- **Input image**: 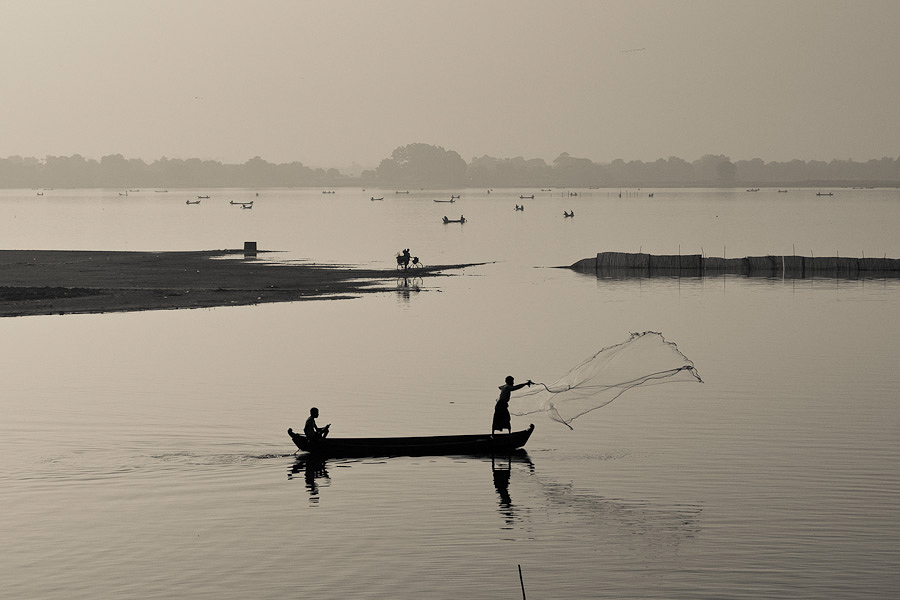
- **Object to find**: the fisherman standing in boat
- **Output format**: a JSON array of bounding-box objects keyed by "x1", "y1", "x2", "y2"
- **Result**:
[
  {"x1": 493, "y1": 376, "x2": 532, "y2": 435},
  {"x1": 304, "y1": 407, "x2": 330, "y2": 440}
]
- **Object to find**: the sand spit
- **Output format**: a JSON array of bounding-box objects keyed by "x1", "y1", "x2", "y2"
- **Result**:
[{"x1": 0, "y1": 250, "x2": 481, "y2": 317}]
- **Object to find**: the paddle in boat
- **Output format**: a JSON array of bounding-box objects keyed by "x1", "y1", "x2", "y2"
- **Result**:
[{"x1": 288, "y1": 424, "x2": 534, "y2": 457}]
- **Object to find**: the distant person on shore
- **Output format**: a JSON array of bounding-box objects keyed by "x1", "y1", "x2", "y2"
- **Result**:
[
  {"x1": 493, "y1": 376, "x2": 532, "y2": 435},
  {"x1": 304, "y1": 407, "x2": 330, "y2": 440}
]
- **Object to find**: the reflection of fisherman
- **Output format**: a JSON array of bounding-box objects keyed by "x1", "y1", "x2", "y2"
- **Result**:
[
  {"x1": 304, "y1": 407, "x2": 330, "y2": 440},
  {"x1": 492, "y1": 456, "x2": 516, "y2": 524},
  {"x1": 493, "y1": 458, "x2": 512, "y2": 505},
  {"x1": 493, "y1": 376, "x2": 532, "y2": 434}
]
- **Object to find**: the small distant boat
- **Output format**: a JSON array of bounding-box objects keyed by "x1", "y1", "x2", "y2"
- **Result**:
[
  {"x1": 746, "y1": 188, "x2": 760, "y2": 192},
  {"x1": 370, "y1": 196, "x2": 384, "y2": 201},
  {"x1": 442, "y1": 216, "x2": 466, "y2": 224},
  {"x1": 155, "y1": 190, "x2": 168, "y2": 193},
  {"x1": 450, "y1": 195, "x2": 460, "y2": 199},
  {"x1": 288, "y1": 424, "x2": 534, "y2": 457},
  {"x1": 564, "y1": 210, "x2": 574, "y2": 218},
  {"x1": 230, "y1": 200, "x2": 254, "y2": 207},
  {"x1": 514, "y1": 204, "x2": 524, "y2": 211},
  {"x1": 322, "y1": 190, "x2": 335, "y2": 194},
  {"x1": 541, "y1": 188, "x2": 553, "y2": 192},
  {"x1": 520, "y1": 195, "x2": 534, "y2": 199},
  {"x1": 778, "y1": 190, "x2": 788, "y2": 193},
  {"x1": 241, "y1": 203, "x2": 253, "y2": 209},
  {"x1": 433, "y1": 198, "x2": 455, "y2": 203},
  {"x1": 197, "y1": 195, "x2": 210, "y2": 199},
  {"x1": 816, "y1": 192, "x2": 834, "y2": 196},
  {"x1": 395, "y1": 191, "x2": 410, "y2": 194},
  {"x1": 186, "y1": 199, "x2": 201, "y2": 205},
  {"x1": 36, "y1": 192, "x2": 43, "y2": 196}
]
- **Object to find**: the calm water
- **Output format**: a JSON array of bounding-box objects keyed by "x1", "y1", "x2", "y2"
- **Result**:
[{"x1": 1, "y1": 188, "x2": 898, "y2": 599}]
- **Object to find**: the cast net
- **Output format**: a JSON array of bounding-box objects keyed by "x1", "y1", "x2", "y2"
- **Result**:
[{"x1": 509, "y1": 331, "x2": 702, "y2": 429}]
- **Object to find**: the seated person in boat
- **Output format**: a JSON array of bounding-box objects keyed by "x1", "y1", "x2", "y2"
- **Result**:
[
  {"x1": 493, "y1": 376, "x2": 532, "y2": 434},
  {"x1": 304, "y1": 407, "x2": 330, "y2": 441}
]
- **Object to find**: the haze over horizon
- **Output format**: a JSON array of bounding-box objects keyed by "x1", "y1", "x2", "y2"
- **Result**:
[{"x1": 2, "y1": 0, "x2": 898, "y2": 170}]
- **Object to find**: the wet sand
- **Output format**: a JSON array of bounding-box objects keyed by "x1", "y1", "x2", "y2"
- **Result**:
[{"x1": 0, "y1": 250, "x2": 482, "y2": 318}]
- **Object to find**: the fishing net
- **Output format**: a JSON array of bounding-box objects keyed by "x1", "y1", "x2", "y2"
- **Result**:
[{"x1": 509, "y1": 331, "x2": 702, "y2": 429}]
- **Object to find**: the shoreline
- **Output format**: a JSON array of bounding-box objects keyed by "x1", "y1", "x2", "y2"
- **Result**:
[{"x1": 0, "y1": 249, "x2": 483, "y2": 318}]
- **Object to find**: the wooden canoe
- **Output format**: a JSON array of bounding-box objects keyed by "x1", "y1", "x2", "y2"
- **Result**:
[{"x1": 288, "y1": 424, "x2": 534, "y2": 457}]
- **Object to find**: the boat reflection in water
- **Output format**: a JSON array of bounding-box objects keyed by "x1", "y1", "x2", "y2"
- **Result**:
[
  {"x1": 288, "y1": 451, "x2": 534, "y2": 511},
  {"x1": 288, "y1": 451, "x2": 700, "y2": 550}
]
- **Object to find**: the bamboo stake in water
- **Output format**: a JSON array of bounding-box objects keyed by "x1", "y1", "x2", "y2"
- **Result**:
[{"x1": 518, "y1": 564, "x2": 526, "y2": 600}]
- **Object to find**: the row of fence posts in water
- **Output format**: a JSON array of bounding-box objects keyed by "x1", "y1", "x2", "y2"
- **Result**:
[{"x1": 571, "y1": 250, "x2": 900, "y2": 278}]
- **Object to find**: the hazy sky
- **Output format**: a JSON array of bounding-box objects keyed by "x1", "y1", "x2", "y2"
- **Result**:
[{"x1": 2, "y1": 0, "x2": 898, "y2": 168}]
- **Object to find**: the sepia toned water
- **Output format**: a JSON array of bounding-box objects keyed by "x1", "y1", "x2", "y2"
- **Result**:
[{"x1": 1, "y1": 187, "x2": 898, "y2": 599}]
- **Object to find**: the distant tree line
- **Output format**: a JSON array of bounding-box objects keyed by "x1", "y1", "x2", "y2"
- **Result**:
[
  {"x1": 0, "y1": 155, "x2": 346, "y2": 189},
  {"x1": 455, "y1": 152, "x2": 900, "y2": 188},
  {"x1": 2, "y1": 146, "x2": 898, "y2": 189}
]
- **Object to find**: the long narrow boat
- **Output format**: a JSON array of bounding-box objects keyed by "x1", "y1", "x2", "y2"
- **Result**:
[{"x1": 288, "y1": 424, "x2": 534, "y2": 457}]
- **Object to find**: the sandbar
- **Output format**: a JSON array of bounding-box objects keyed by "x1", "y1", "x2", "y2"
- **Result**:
[{"x1": 0, "y1": 249, "x2": 482, "y2": 318}]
